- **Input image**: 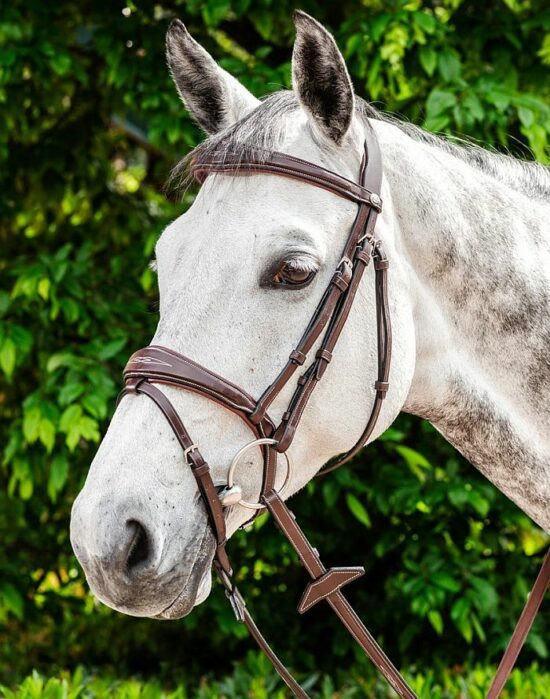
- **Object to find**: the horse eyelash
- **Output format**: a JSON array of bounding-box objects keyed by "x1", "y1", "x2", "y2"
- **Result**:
[
  {"x1": 284, "y1": 258, "x2": 318, "y2": 272},
  {"x1": 260, "y1": 253, "x2": 319, "y2": 289}
]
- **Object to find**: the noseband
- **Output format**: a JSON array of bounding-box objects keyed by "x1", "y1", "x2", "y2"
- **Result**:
[{"x1": 118, "y1": 127, "x2": 549, "y2": 699}]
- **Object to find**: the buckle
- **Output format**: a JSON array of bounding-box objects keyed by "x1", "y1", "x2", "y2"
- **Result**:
[{"x1": 183, "y1": 444, "x2": 199, "y2": 464}]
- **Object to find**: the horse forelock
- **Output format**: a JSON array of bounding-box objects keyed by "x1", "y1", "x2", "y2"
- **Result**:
[{"x1": 168, "y1": 90, "x2": 550, "y2": 203}]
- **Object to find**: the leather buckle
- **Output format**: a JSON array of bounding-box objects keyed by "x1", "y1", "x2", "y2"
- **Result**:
[{"x1": 184, "y1": 444, "x2": 199, "y2": 463}]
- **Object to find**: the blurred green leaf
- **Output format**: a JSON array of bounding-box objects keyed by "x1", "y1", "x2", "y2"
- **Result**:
[
  {"x1": 438, "y1": 48, "x2": 461, "y2": 82},
  {"x1": 0, "y1": 582, "x2": 24, "y2": 620},
  {"x1": 419, "y1": 46, "x2": 437, "y2": 77},
  {"x1": 0, "y1": 338, "x2": 16, "y2": 378},
  {"x1": 431, "y1": 571, "x2": 461, "y2": 593},
  {"x1": 427, "y1": 609, "x2": 443, "y2": 635},
  {"x1": 346, "y1": 493, "x2": 371, "y2": 528},
  {"x1": 47, "y1": 454, "x2": 69, "y2": 502}
]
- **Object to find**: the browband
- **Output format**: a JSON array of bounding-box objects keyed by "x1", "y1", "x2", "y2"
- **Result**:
[{"x1": 191, "y1": 149, "x2": 383, "y2": 210}]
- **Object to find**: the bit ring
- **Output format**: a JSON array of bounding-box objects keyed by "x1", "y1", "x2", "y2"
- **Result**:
[{"x1": 227, "y1": 438, "x2": 292, "y2": 510}]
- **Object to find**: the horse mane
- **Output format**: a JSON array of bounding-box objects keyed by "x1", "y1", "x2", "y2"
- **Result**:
[{"x1": 169, "y1": 90, "x2": 550, "y2": 201}]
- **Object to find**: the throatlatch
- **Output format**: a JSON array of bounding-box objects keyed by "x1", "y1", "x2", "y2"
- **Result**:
[{"x1": 118, "y1": 125, "x2": 549, "y2": 699}]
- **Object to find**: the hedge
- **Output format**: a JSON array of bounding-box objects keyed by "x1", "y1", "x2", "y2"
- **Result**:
[{"x1": 1, "y1": 0, "x2": 548, "y2": 684}]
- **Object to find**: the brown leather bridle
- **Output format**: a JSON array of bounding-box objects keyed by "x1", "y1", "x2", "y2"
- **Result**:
[{"x1": 117, "y1": 126, "x2": 549, "y2": 699}]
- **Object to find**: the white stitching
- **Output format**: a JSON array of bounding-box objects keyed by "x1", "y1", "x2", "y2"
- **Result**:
[
  {"x1": 301, "y1": 570, "x2": 363, "y2": 611},
  {"x1": 328, "y1": 593, "x2": 400, "y2": 690},
  {"x1": 300, "y1": 570, "x2": 363, "y2": 612},
  {"x1": 126, "y1": 372, "x2": 251, "y2": 414},
  {"x1": 194, "y1": 162, "x2": 373, "y2": 205},
  {"x1": 150, "y1": 346, "x2": 252, "y2": 396},
  {"x1": 268, "y1": 497, "x2": 315, "y2": 571}
]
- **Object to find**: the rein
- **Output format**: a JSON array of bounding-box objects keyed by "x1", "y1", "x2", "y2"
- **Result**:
[{"x1": 118, "y1": 127, "x2": 549, "y2": 699}]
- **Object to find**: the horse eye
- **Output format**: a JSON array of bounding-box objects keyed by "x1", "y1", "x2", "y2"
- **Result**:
[{"x1": 273, "y1": 261, "x2": 316, "y2": 289}]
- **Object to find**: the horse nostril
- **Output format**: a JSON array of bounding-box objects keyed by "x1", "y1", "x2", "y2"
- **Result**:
[{"x1": 125, "y1": 520, "x2": 151, "y2": 574}]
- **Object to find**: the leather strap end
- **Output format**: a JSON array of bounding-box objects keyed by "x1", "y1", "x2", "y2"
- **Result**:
[
  {"x1": 214, "y1": 547, "x2": 233, "y2": 578},
  {"x1": 315, "y1": 359, "x2": 330, "y2": 381}
]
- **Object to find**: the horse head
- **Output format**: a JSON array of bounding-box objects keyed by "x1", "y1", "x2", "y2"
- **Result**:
[{"x1": 70, "y1": 12, "x2": 415, "y2": 619}]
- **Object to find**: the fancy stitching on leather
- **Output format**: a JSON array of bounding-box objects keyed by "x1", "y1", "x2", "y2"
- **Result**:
[
  {"x1": 192, "y1": 160, "x2": 377, "y2": 206},
  {"x1": 299, "y1": 569, "x2": 364, "y2": 612},
  {"x1": 192, "y1": 164, "x2": 372, "y2": 205},
  {"x1": 137, "y1": 346, "x2": 258, "y2": 398},
  {"x1": 125, "y1": 373, "x2": 255, "y2": 416},
  {"x1": 264, "y1": 496, "x2": 318, "y2": 572},
  {"x1": 193, "y1": 147, "x2": 370, "y2": 193}
]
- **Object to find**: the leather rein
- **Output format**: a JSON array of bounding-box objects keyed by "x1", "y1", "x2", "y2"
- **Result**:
[{"x1": 118, "y1": 126, "x2": 549, "y2": 699}]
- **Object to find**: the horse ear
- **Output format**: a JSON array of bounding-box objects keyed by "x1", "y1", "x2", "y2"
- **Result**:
[
  {"x1": 292, "y1": 11, "x2": 355, "y2": 145},
  {"x1": 166, "y1": 19, "x2": 260, "y2": 134}
]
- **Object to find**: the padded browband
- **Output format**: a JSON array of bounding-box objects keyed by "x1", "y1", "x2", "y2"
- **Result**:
[{"x1": 191, "y1": 149, "x2": 383, "y2": 210}]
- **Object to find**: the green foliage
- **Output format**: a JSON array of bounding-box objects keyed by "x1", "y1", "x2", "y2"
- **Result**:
[
  {"x1": 0, "y1": 0, "x2": 549, "y2": 688},
  {"x1": 2, "y1": 659, "x2": 550, "y2": 699}
]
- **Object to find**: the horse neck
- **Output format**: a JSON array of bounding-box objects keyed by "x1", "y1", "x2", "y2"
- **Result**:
[{"x1": 373, "y1": 119, "x2": 550, "y2": 533}]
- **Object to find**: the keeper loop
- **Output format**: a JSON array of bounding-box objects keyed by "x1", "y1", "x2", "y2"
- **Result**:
[
  {"x1": 331, "y1": 273, "x2": 350, "y2": 293},
  {"x1": 289, "y1": 349, "x2": 307, "y2": 365},
  {"x1": 354, "y1": 249, "x2": 372, "y2": 265},
  {"x1": 315, "y1": 349, "x2": 333, "y2": 363}
]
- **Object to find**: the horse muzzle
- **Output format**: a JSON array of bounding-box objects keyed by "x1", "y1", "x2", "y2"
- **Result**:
[{"x1": 70, "y1": 490, "x2": 215, "y2": 618}]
